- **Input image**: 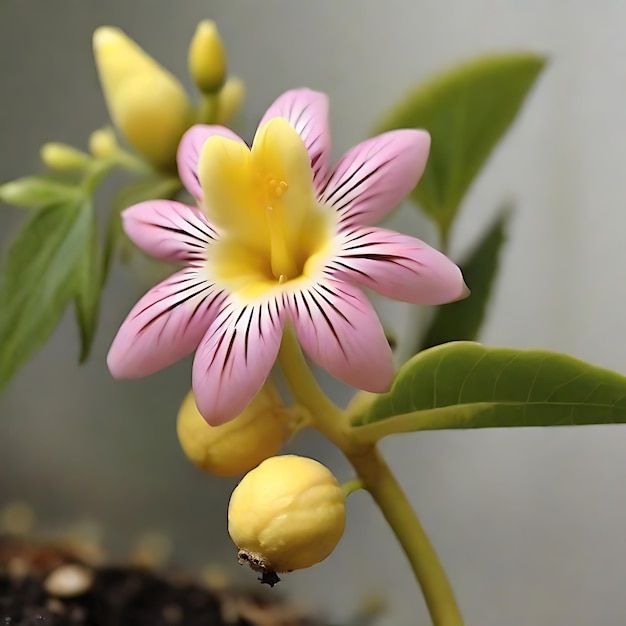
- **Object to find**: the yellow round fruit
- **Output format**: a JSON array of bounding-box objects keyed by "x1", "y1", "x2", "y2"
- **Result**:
[
  {"x1": 228, "y1": 455, "x2": 346, "y2": 573},
  {"x1": 176, "y1": 384, "x2": 288, "y2": 478}
]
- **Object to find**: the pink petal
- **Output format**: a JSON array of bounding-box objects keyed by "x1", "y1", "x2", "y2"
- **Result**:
[
  {"x1": 177, "y1": 125, "x2": 246, "y2": 201},
  {"x1": 257, "y1": 89, "x2": 331, "y2": 191},
  {"x1": 192, "y1": 298, "x2": 286, "y2": 425},
  {"x1": 286, "y1": 280, "x2": 393, "y2": 393},
  {"x1": 107, "y1": 269, "x2": 225, "y2": 379},
  {"x1": 330, "y1": 226, "x2": 468, "y2": 305},
  {"x1": 320, "y1": 130, "x2": 430, "y2": 227},
  {"x1": 122, "y1": 200, "x2": 217, "y2": 262}
]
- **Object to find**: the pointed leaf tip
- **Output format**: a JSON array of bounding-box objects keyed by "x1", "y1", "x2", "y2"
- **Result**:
[{"x1": 376, "y1": 52, "x2": 546, "y2": 232}]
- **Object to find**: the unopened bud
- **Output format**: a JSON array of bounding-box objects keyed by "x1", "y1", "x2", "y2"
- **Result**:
[
  {"x1": 0, "y1": 177, "x2": 78, "y2": 208},
  {"x1": 215, "y1": 76, "x2": 245, "y2": 126},
  {"x1": 89, "y1": 127, "x2": 118, "y2": 159},
  {"x1": 40, "y1": 143, "x2": 90, "y2": 171},
  {"x1": 93, "y1": 27, "x2": 191, "y2": 169},
  {"x1": 188, "y1": 20, "x2": 227, "y2": 94},
  {"x1": 228, "y1": 455, "x2": 346, "y2": 576},
  {"x1": 177, "y1": 383, "x2": 288, "y2": 477}
]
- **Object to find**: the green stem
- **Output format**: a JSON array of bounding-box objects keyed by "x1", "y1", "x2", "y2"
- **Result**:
[
  {"x1": 81, "y1": 150, "x2": 155, "y2": 195},
  {"x1": 109, "y1": 149, "x2": 156, "y2": 176},
  {"x1": 277, "y1": 327, "x2": 463, "y2": 625},
  {"x1": 197, "y1": 94, "x2": 218, "y2": 124},
  {"x1": 341, "y1": 478, "x2": 364, "y2": 498},
  {"x1": 439, "y1": 223, "x2": 450, "y2": 256},
  {"x1": 277, "y1": 327, "x2": 348, "y2": 447},
  {"x1": 348, "y1": 448, "x2": 463, "y2": 626}
]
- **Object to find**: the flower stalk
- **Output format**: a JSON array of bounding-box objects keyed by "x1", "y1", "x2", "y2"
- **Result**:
[
  {"x1": 348, "y1": 449, "x2": 463, "y2": 626},
  {"x1": 277, "y1": 327, "x2": 463, "y2": 626}
]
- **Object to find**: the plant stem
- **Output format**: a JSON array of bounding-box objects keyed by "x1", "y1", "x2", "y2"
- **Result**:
[
  {"x1": 277, "y1": 326, "x2": 349, "y2": 448},
  {"x1": 348, "y1": 447, "x2": 463, "y2": 626},
  {"x1": 341, "y1": 478, "x2": 364, "y2": 498},
  {"x1": 438, "y1": 219, "x2": 452, "y2": 256},
  {"x1": 277, "y1": 327, "x2": 463, "y2": 625},
  {"x1": 197, "y1": 94, "x2": 218, "y2": 124}
]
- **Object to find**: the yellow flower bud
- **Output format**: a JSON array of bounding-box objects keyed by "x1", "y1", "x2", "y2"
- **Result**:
[
  {"x1": 228, "y1": 455, "x2": 346, "y2": 576},
  {"x1": 188, "y1": 20, "x2": 227, "y2": 94},
  {"x1": 40, "y1": 143, "x2": 90, "y2": 171},
  {"x1": 215, "y1": 76, "x2": 245, "y2": 126},
  {"x1": 176, "y1": 383, "x2": 288, "y2": 477},
  {"x1": 88, "y1": 127, "x2": 118, "y2": 160},
  {"x1": 93, "y1": 27, "x2": 191, "y2": 169}
]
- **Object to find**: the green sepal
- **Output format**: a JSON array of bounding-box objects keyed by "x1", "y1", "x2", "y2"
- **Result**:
[
  {"x1": 350, "y1": 342, "x2": 626, "y2": 441},
  {"x1": 376, "y1": 53, "x2": 545, "y2": 237},
  {"x1": 418, "y1": 208, "x2": 510, "y2": 351}
]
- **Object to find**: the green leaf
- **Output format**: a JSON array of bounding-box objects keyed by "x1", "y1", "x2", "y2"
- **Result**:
[
  {"x1": 376, "y1": 53, "x2": 545, "y2": 235},
  {"x1": 0, "y1": 198, "x2": 93, "y2": 389},
  {"x1": 74, "y1": 201, "x2": 102, "y2": 362},
  {"x1": 351, "y1": 342, "x2": 626, "y2": 440},
  {"x1": 419, "y1": 208, "x2": 510, "y2": 351}
]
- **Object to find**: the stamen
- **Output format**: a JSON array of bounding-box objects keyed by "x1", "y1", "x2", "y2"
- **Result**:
[
  {"x1": 260, "y1": 172, "x2": 297, "y2": 281},
  {"x1": 266, "y1": 205, "x2": 298, "y2": 281}
]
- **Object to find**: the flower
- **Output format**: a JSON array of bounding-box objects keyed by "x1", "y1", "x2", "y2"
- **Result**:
[
  {"x1": 228, "y1": 455, "x2": 346, "y2": 574},
  {"x1": 107, "y1": 89, "x2": 467, "y2": 425},
  {"x1": 93, "y1": 27, "x2": 191, "y2": 169}
]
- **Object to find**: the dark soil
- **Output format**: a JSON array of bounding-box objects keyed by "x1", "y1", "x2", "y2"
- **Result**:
[{"x1": 0, "y1": 535, "x2": 323, "y2": 626}]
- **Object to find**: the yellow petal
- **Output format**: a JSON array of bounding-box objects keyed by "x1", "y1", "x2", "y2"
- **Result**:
[
  {"x1": 251, "y1": 118, "x2": 316, "y2": 248},
  {"x1": 198, "y1": 135, "x2": 270, "y2": 253}
]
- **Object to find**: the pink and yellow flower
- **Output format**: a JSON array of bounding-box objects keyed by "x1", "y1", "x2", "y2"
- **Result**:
[{"x1": 107, "y1": 89, "x2": 467, "y2": 425}]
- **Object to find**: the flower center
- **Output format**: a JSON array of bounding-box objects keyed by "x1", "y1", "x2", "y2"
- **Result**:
[{"x1": 198, "y1": 118, "x2": 336, "y2": 299}]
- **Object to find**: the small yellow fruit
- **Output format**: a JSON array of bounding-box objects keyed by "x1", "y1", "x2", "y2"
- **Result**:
[
  {"x1": 176, "y1": 383, "x2": 288, "y2": 477},
  {"x1": 228, "y1": 455, "x2": 346, "y2": 574},
  {"x1": 188, "y1": 20, "x2": 227, "y2": 94}
]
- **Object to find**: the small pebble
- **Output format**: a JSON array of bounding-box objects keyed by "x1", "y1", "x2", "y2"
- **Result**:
[
  {"x1": 44, "y1": 564, "x2": 93, "y2": 598},
  {"x1": 131, "y1": 531, "x2": 173, "y2": 568},
  {"x1": 7, "y1": 557, "x2": 29, "y2": 579},
  {"x1": 1, "y1": 502, "x2": 35, "y2": 535},
  {"x1": 162, "y1": 604, "x2": 183, "y2": 624},
  {"x1": 46, "y1": 598, "x2": 65, "y2": 614},
  {"x1": 200, "y1": 564, "x2": 230, "y2": 592}
]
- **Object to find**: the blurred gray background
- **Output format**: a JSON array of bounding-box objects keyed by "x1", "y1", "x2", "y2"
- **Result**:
[{"x1": 2, "y1": 1, "x2": 626, "y2": 625}]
